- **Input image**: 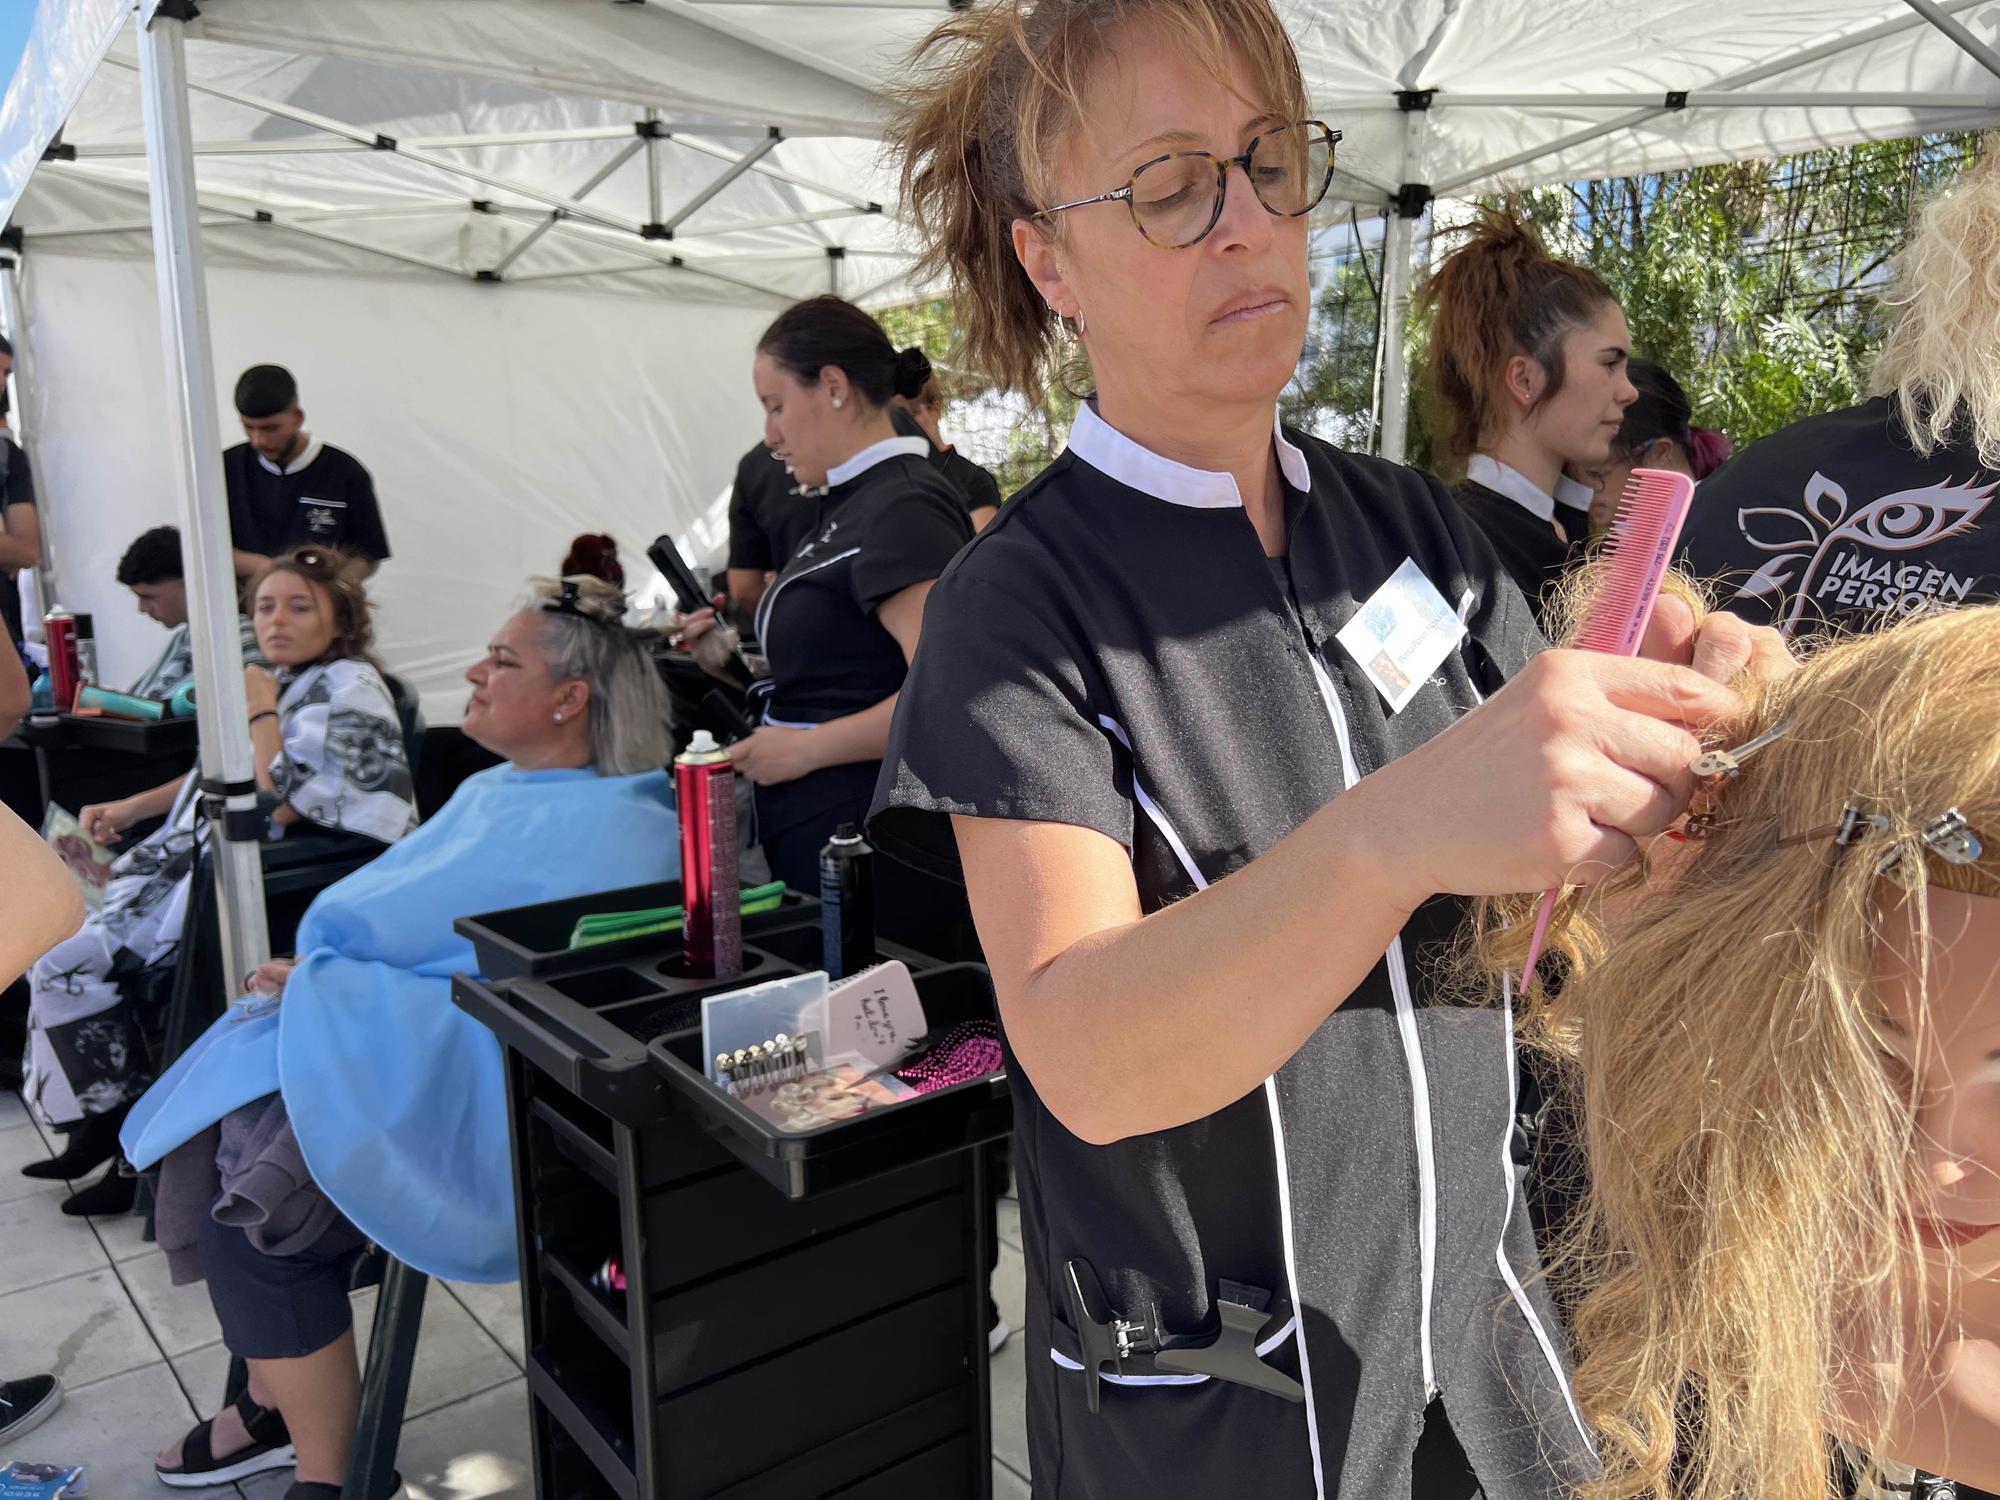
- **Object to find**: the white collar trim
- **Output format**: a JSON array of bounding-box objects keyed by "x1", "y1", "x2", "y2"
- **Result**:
[
  {"x1": 826, "y1": 435, "x2": 931, "y2": 487},
  {"x1": 1065, "y1": 400, "x2": 1311, "y2": 509},
  {"x1": 1465, "y1": 453, "x2": 1593, "y2": 521},
  {"x1": 257, "y1": 434, "x2": 323, "y2": 477}
]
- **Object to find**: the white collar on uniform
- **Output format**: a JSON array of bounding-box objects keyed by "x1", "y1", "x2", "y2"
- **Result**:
[
  {"x1": 1064, "y1": 399, "x2": 1311, "y2": 510},
  {"x1": 1465, "y1": 452, "x2": 1593, "y2": 522},
  {"x1": 257, "y1": 434, "x2": 324, "y2": 477},
  {"x1": 826, "y1": 435, "x2": 931, "y2": 487}
]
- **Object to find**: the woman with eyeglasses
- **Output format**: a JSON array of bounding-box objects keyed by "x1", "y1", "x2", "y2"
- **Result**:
[{"x1": 869, "y1": 2, "x2": 1783, "y2": 1495}]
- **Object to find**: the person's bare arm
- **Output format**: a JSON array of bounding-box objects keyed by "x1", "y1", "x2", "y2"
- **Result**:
[
  {"x1": 727, "y1": 568, "x2": 769, "y2": 613},
  {"x1": 729, "y1": 582, "x2": 931, "y2": 785},
  {"x1": 969, "y1": 505, "x2": 999, "y2": 532},
  {"x1": 233, "y1": 547, "x2": 271, "y2": 579},
  {"x1": 955, "y1": 650, "x2": 1734, "y2": 1145},
  {"x1": 0, "y1": 504, "x2": 42, "y2": 572},
  {"x1": 0, "y1": 802, "x2": 85, "y2": 985}
]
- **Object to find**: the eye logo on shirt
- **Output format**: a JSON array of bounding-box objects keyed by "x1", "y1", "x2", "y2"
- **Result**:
[{"x1": 1731, "y1": 470, "x2": 1994, "y2": 630}]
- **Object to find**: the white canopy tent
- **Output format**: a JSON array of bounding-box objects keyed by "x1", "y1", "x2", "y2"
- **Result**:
[{"x1": 0, "y1": 0, "x2": 1995, "y2": 981}]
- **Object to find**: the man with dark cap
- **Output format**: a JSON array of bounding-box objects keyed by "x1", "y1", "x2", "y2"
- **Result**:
[{"x1": 223, "y1": 364, "x2": 390, "y2": 578}]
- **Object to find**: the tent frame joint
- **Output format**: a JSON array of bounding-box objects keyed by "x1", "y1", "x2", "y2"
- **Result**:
[
  {"x1": 1664, "y1": 90, "x2": 1689, "y2": 110},
  {"x1": 634, "y1": 118, "x2": 670, "y2": 140},
  {"x1": 154, "y1": 0, "x2": 201, "y2": 22},
  {"x1": 1393, "y1": 182, "x2": 1433, "y2": 219},
  {"x1": 641, "y1": 222, "x2": 673, "y2": 240},
  {"x1": 1395, "y1": 89, "x2": 1435, "y2": 113}
]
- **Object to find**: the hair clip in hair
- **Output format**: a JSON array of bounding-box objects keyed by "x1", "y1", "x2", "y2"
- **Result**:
[
  {"x1": 1691, "y1": 719, "x2": 1792, "y2": 780},
  {"x1": 1777, "y1": 802, "x2": 1891, "y2": 852},
  {"x1": 1921, "y1": 808, "x2": 1984, "y2": 866},
  {"x1": 545, "y1": 578, "x2": 592, "y2": 621}
]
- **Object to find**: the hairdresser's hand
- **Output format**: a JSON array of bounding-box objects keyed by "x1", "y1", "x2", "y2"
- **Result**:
[
  {"x1": 1640, "y1": 597, "x2": 1796, "y2": 685},
  {"x1": 729, "y1": 726, "x2": 821, "y2": 787},
  {"x1": 676, "y1": 604, "x2": 743, "y2": 682},
  {"x1": 1351, "y1": 650, "x2": 1742, "y2": 903},
  {"x1": 77, "y1": 798, "x2": 137, "y2": 847},
  {"x1": 243, "y1": 665, "x2": 280, "y2": 717}
]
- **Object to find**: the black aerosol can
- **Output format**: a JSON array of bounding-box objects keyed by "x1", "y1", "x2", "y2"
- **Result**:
[{"x1": 818, "y1": 824, "x2": 875, "y2": 979}]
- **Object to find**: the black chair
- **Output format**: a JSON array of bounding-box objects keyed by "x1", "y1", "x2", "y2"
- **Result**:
[{"x1": 381, "y1": 672, "x2": 427, "y2": 805}]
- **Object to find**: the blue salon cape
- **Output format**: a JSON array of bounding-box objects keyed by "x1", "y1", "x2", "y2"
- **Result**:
[{"x1": 123, "y1": 764, "x2": 680, "y2": 1282}]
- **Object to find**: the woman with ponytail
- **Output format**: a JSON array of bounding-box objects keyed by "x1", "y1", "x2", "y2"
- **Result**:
[
  {"x1": 682, "y1": 295, "x2": 975, "y2": 932},
  {"x1": 1423, "y1": 209, "x2": 1638, "y2": 626},
  {"x1": 1572, "y1": 359, "x2": 1732, "y2": 536}
]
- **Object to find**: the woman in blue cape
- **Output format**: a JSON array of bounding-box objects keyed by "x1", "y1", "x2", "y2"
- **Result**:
[{"x1": 123, "y1": 575, "x2": 682, "y2": 1500}]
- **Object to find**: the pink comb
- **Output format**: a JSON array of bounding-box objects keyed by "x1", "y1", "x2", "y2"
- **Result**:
[{"x1": 1519, "y1": 468, "x2": 1697, "y2": 992}]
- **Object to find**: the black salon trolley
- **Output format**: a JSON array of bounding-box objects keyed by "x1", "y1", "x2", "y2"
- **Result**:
[{"x1": 452, "y1": 880, "x2": 1013, "y2": 1499}]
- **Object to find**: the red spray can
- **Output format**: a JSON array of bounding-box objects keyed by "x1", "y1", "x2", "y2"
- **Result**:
[
  {"x1": 675, "y1": 730, "x2": 741, "y2": 979},
  {"x1": 44, "y1": 607, "x2": 80, "y2": 710}
]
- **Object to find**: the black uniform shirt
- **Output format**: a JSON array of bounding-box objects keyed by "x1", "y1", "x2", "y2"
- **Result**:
[
  {"x1": 750, "y1": 435, "x2": 971, "y2": 837},
  {"x1": 725, "y1": 441, "x2": 817, "y2": 575},
  {"x1": 872, "y1": 403, "x2": 1594, "y2": 1500},
  {"x1": 929, "y1": 444, "x2": 1003, "y2": 516},
  {"x1": 0, "y1": 436, "x2": 33, "y2": 644},
  {"x1": 1447, "y1": 454, "x2": 1591, "y2": 632},
  {"x1": 1680, "y1": 394, "x2": 2000, "y2": 635},
  {"x1": 223, "y1": 439, "x2": 391, "y2": 563}
]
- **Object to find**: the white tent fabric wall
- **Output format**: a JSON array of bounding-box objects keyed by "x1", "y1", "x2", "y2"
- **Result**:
[{"x1": 20, "y1": 248, "x2": 770, "y2": 722}]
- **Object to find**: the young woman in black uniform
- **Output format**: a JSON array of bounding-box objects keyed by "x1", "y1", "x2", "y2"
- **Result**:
[
  {"x1": 683, "y1": 295, "x2": 974, "y2": 939},
  {"x1": 1423, "y1": 212, "x2": 1638, "y2": 628},
  {"x1": 870, "y1": 3, "x2": 1783, "y2": 1496}
]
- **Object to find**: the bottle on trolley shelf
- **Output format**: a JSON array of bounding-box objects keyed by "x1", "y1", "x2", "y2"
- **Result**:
[
  {"x1": 818, "y1": 823, "x2": 876, "y2": 980},
  {"x1": 675, "y1": 730, "x2": 743, "y2": 980}
]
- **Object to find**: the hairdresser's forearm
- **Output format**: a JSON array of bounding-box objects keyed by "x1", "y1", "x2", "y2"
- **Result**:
[
  {"x1": 997, "y1": 782, "x2": 1420, "y2": 1144},
  {"x1": 806, "y1": 695, "x2": 896, "y2": 771}
]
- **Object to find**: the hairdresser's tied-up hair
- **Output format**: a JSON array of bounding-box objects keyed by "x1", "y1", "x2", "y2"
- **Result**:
[
  {"x1": 527, "y1": 575, "x2": 671, "y2": 777},
  {"x1": 892, "y1": 0, "x2": 1308, "y2": 403},
  {"x1": 1477, "y1": 587, "x2": 2000, "y2": 1500}
]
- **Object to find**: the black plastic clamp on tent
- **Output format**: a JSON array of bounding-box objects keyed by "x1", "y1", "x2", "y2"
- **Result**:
[
  {"x1": 1396, "y1": 89, "x2": 1436, "y2": 112},
  {"x1": 1664, "y1": 90, "x2": 1690, "y2": 110},
  {"x1": 1394, "y1": 183, "x2": 1435, "y2": 219}
]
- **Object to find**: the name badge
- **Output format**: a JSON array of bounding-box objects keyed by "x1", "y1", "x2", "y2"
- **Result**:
[{"x1": 1335, "y1": 557, "x2": 1467, "y2": 713}]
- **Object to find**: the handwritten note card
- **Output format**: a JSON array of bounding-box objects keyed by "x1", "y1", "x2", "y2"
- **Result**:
[{"x1": 825, "y1": 961, "x2": 927, "y2": 1070}]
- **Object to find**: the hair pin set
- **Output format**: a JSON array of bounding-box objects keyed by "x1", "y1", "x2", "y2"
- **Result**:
[{"x1": 1673, "y1": 717, "x2": 1985, "y2": 876}]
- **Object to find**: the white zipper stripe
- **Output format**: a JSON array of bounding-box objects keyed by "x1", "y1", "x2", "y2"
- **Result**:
[
  {"x1": 1307, "y1": 651, "x2": 1439, "y2": 1401},
  {"x1": 1095, "y1": 714, "x2": 1322, "y2": 1492},
  {"x1": 1496, "y1": 980, "x2": 1596, "y2": 1453},
  {"x1": 1096, "y1": 717, "x2": 1209, "y2": 891},
  {"x1": 1048, "y1": 1315, "x2": 1301, "y2": 1386},
  {"x1": 752, "y1": 545, "x2": 861, "y2": 657}
]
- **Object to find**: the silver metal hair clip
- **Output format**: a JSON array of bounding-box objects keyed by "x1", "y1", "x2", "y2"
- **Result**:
[
  {"x1": 1776, "y1": 802, "x2": 1889, "y2": 851},
  {"x1": 1691, "y1": 719, "x2": 1792, "y2": 780},
  {"x1": 1921, "y1": 808, "x2": 1984, "y2": 866}
]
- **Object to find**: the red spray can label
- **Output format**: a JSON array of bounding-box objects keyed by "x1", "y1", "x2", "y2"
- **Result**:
[
  {"x1": 675, "y1": 730, "x2": 741, "y2": 979},
  {"x1": 44, "y1": 608, "x2": 79, "y2": 710}
]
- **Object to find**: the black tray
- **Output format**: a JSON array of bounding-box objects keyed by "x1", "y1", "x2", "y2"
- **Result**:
[
  {"x1": 647, "y1": 964, "x2": 1011, "y2": 1199},
  {"x1": 455, "y1": 879, "x2": 820, "y2": 981},
  {"x1": 451, "y1": 928, "x2": 938, "y2": 1127}
]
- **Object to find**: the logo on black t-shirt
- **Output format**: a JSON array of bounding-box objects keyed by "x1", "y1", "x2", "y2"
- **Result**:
[{"x1": 1732, "y1": 469, "x2": 1994, "y2": 630}]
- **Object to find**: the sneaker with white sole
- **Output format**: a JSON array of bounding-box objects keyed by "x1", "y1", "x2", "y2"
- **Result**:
[{"x1": 0, "y1": 1375, "x2": 61, "y2": 1446}]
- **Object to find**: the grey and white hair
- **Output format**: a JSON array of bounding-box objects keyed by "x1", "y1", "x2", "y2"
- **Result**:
[{"x1": 524, "y1": 575, "x2": 672, "y2": 776}]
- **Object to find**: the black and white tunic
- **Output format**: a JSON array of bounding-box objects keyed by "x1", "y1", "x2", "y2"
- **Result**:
[
  {"x1": 1448, "y1": 454, "x2": 1593, "y2": 633},
  {"x1": 872, "y1": 405, "x2": 1594, "y2": 1498},
  {"x1": 24, "y1": 657, "x2": 415, "y2": 1127}
]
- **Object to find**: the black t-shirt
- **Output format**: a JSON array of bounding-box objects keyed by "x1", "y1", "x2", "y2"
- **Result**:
[
  {"x1": 929, "y1": 445, "x2": 1003, "y2": 516},
  {"x1": 725, "y1": 442, "x2": 818, "y2": 575},
  {"x1": 1449, "y1": 479, "x2": 1579, "y2": 634},
  {"x1": 1680, "y1": 394, "x2": 2000, "y2": 634},
  {"x1": 224, "y1": 440, "x2": 390, "y2": 563},
  {"x1": 870, "y1": 405, "x2": 1590, "y2": 1500},
  {"x1": 0, "y1": 438, "x2": 33, "y2": 644},
  {"x1": 749, "y1": 438, "x2": 972, "y2": 838}
]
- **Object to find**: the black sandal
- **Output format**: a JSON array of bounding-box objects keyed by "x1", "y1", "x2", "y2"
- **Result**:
[{"x1": 154, "y1": 1390, "x2": 296, "y2": 1489}]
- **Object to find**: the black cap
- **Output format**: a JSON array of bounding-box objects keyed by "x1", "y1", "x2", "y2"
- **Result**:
[{"x1": 234, "y1": 364, "x2": 298, "y2": 418}]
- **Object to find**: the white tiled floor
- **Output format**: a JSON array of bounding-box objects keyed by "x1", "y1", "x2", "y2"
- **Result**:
[{"x1": 3, "y1": 1095, "x2": 1036, "y2": 1497}]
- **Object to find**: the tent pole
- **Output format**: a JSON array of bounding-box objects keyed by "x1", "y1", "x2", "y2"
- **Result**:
[
  {"x1": 1900, "y1": 0, "x2": 2000, "y2": 82},
  {"x1": 646, "y1": 109, "x2": 665, "y2": 228},
  {"x1": 137, "y1": 5, "x2": 271, "y2": 990},
  {"x1": 0, "y1": 255, "x2": 61, "y2": 612},
  {"x1": 1378, "y1": 105, "x2": 1430, "y2": 465}
]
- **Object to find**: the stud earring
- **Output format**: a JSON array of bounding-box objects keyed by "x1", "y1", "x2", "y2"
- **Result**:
[
  {"x1": 553, "y1": 711, "x2": 564, "y2": 723},
  {"x1": 832, "y1": 396, "x2": 843, "y2": 410}
]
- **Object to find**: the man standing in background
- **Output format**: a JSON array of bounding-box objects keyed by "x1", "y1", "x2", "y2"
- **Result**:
[{"x1": 223, "y1": 364, "x2": 391, "y2": 579}]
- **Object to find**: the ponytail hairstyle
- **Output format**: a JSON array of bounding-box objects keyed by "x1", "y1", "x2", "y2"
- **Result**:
[
  {"x1": 525, "y1": 575, "x2": 671, "y2": 777},
  {"x1": 1475, "y1": 581, "x2": 2000, "y2": 1500},
  {"x1": 252, "y1": 545, "x2": 378, "y2": 666},
  {"x1": 560, "y1": 532, "x2": 625, "y2": 589},
  {"x1": 1422, "y1": 206, "x2": 1620, "y2": 467},
  {"x1": 1611, "y1": 360, "x2": 1733, "y2": 481},
  {"x1": 891, "y1": 0, "x2": 1308, "y2": 403},
  {"x1": 757, "y1": 295, "x2": 932, "y2": 410}
]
